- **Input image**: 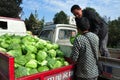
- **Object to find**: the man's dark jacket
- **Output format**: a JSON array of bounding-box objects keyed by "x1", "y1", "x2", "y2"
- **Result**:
[{"x1": 75, "y1": 9, "x2": 108, "y2": 40}]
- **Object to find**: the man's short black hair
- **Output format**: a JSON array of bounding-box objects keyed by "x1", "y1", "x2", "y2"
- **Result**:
[
  {"x1": 75, "y1": 17, "x2": 90, "y2": 31},
  {"x1": 71, "y1": 5, "x2": 81, "y2": 12}
]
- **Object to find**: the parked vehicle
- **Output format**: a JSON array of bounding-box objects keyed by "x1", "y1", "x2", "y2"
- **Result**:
[
  {"x1": 39, "y1": 24, "x2": 77, "y2": 46},
  {"x1": 0, "y1": 16, "x2": 27, "y2": 36}
]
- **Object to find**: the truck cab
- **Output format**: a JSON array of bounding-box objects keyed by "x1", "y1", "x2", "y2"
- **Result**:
[
  {"x1": 0, "y1": 16, "x2": 27, "y2": 36},
  {"x1": 39, "y1": 24, "x2": 77, "y2": 46}
]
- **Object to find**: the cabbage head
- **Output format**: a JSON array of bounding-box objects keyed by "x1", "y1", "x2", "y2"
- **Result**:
[
  {"x1": 64, "y1": 61, "x2": 69, "y2": 66},
  {"x1": 38, "y1": 66, "x2": 49, "y2": 72},
  {"x1": 15, "y1": 66, "x2": 29, "y2": 78},
  {"x1": 0, "y1": 47, "x2": 7, "y2": 53},
  {"x1": 52, "y1": 43, "x2": 59, "y2": 50},
  {"x1": 25, "y1": 59, "x2": 37, "y2": 68},
  {"x1": 29, "y1": 69, "x2": 38, "y2": 75},
  {"x1": 35, "y1": 39, "x2": 47, "y2": 49},
  {"x1": 15, "y1": 55, "x2": 27, "y2": 66},
  {"x1": 47, "y1": 49, "x2": 56, "y2": 58},
  {"x1": 25, "y1": 53, "x2": 35, "y2": 62},
  {"x1": 24, "y1": 44, "x2": 37, "y2": 54},
  {"x1": 46, "y1": 43, "x2": 53, "y2": 50},
  {"x1": 7, "y1": 49, "x2": 22, "y2": 57},
  {"x1": 56, "y1": 49, "x2": 64, "y2": 57},
  {"x1": 37, "y1": 51, "x2": 47, "y2": 62}
]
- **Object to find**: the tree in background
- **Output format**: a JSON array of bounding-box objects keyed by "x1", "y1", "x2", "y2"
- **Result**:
[
  {"x1": 0, "y1": 0, "x2": 23, "y2": 18},
  {"x1": 108, "y1": 17, "x2": 120, "y2": 48},
  {"x1": 25, "y1": 11, "x2": 44, "y2": 35},
  {"x1": 53, "y1": 11, "x2": 68, "y2": 24}
]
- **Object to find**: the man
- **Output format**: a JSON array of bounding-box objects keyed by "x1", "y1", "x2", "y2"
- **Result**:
[
  {"x1": 71, "y1": 5, "x2": 110, "y2": 57},
  {"x1": 70, "y1": 17, "x2": 99, "y2": 80}
]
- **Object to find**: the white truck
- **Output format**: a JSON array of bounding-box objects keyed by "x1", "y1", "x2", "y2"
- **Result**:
[
  {"x1": 39, "y1": 24, "x2": 77, "y2": 46},
  {"x1": 39, "y1": 23, "x2": 120, "y2": 80},
  {"x1": 0, "y1": 16, "x2": 27, "y2": 36},
  {"x1": 39, "y1": 24, "x2": 77, "y2": 57}
]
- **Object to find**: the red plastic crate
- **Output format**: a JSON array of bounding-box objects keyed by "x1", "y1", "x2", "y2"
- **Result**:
[{"x1": 0, "y1": 52, "x2": 74, "y2": 80}]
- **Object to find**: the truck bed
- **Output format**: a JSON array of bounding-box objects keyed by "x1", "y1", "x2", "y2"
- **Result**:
[{"x1": 0, "y1": 48, "x2": 119, "y2": 80}]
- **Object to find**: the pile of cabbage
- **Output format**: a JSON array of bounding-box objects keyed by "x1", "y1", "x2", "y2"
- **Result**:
[{"x1": 0, "y1": 34, "x2": 69, "y2": 78}]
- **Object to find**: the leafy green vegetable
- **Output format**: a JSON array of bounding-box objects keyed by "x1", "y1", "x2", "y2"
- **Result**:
[
  {"x1": 25, "y1": 53, "x2": 35, "y2": 62},
  {"x1": 37, "y1": 60, "x2": 48, "y2": 66},
  {"x1": 14, "y1": 63, "x2": 21, "y2": 68},
  {"x1": 22, "y1": 35, "x2": 35, "y2": 43},
  {"x1": 7, "y1": 49, "x2": 22, "y2": 57},
  {"x1": 0, "y1": 47, "x2": 7, "y2": 52},
  {"x1": 52, "y1": 43, "x2": 59, "y2": 50},
  {"x1": 38, "y1": 66, "x2": 49, "y2": 72},
  {"x1": 46, "y1": 43, "x2": 53, "y2": 50},
  {"x1": 7, "y1": 43, "x2": 21, "y2": 50},
  {"x1": 15, "y1": 55, "x2": 27, "y2": 66},
  {"x1": 0, "y1": 41, "x2": 9, "y2": 49},
  {"x1": 11, "y1": 37, "x2": 21, "y2": 44},
  {"x1": 24, "y1": 44, "x2": 37, "y2": 54},
  {"x1": 47, "y1": 58, "x2": 56, "y2": 69},
  {"x1": 29, "y1": 69, "x2": 38, "y2": 75},
  {"x1": 47, "y1": 49, "x2": 56, "y2": 58},
  {"x1": 70, "y1": 33, "x2": 80, "y2": 44},
  {"x1": 35, "y1": 39, "x2": 47, "y2": 49},
  {"x1": 37, "y1": 51, "x2": 47, "y2": 62},
  {"x1": 15, "y1": 66, "x2": 29, "y2": 78},
  {"x1": 64, "y1": 61, "x2": 69, "y2": 66},
  {"x1": 54, "y1": 60, "x2": 63, "y2": 68},
  {"x1": 25, "y1": 59, "x2": 37, "y2": 68},
  {"x1": 56, "y1": 49, "x2": 64, "y2": 57}
]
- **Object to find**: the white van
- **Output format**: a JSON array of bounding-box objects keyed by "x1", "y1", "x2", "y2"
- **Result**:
[{"x1": 0, "y1": 16, "x2": 27, "y2": 36}]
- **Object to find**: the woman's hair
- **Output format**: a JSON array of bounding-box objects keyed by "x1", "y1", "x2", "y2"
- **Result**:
[{"x1": 75, "y1": 17, "x2": 90, "y2": 31}]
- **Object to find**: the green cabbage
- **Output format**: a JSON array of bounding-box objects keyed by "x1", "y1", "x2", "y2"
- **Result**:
[
  {"x1": 0, "y1": 47, "x2": 7, "y2": 52},
  {"x1": 52, "y1": 43, "x2": 59, "y2": 50},
  {"x1": 25, "y1": 59, "x2": 37, "y2": 68},
  {"x1": 29, "y1": 69, "x2": 38, "y2": 75},
  {"x1": 46, "y1": 43, "x2": 53, "y2": 50},
  {"x1": 38, "y1": 66, "x2": 49, "y2": 72},
  {"x1": 7, "y1": 49, "x2": 22, "y2": 57},
  {"x1": 15, "y1": 55, "x2": 27, "y2": 66},
  {"x1": 37, "y1": 51, "x2": 47, "y2": 61},
  {"x1": 25, "y1": 53, "x2": 36, "y2": 62},
  {"x1": 70, "y1": 33, "x2": 80, "y2": 44},
  {"x1": 56, "y1": 49, "x2": 64, "y2": 57},
  {"x1": 64, "y1": 61, "x2": 69, "y2": 66},
  {"x1": 47, "y1": 49, "x2": 56, "y2": 58},
  {"x1": 15, "y1": 66, "x2": 29, "y2": 78}
]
